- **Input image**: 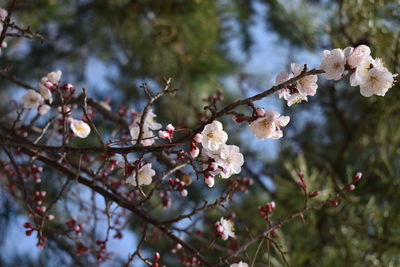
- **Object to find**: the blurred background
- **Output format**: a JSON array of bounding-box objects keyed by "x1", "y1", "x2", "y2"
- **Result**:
[{"x1": 0, "y1": 0, "x2": 399, "y2": 266}]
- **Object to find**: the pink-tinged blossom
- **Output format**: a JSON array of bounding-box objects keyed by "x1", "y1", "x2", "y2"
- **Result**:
[
  {"x1": 249, "y1": 110, "x2": 290, "y2": 140},
  {"x1": 291, "y1": 63, "x2": 318, "y2": 96},
  {"x1": 230, "y1": 262, "x2": 249, "y2": 267},
  {"x1": 158, "y1": 123, "x2": 175, "y2": 142},
  {"x1": 22, "y1": 89, "x2": 44, "y2": 109},
  {"x1": 70, "y1": 119, "x2": 91, "y2": 138},
  {"x1": 126, "y1": 163, "x2": 155, "y2": 186},
  {"x1": 347, "y1": 45, "x2": 371, "y2": 69},
  {"x1": 201, "y1": 120, "x2": 228, "y2": 151},
  {"x1": 214, "y1": 145, "x2": 244, "y2": 179},
  {"x1": 359, "y1": 62, "x2": 396, "y2": 97},
  {"x1": 320, "y1": 48, "x2": 346, "y2": 80}
]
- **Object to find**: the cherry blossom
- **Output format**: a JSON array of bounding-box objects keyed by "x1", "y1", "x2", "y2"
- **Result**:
[
  {"x1": 46, "y1": 70, "x2": 62, "y2": 85},
  {"x1": 347, "y1": 45, "x2": 371, "y2": 69},
  {"x1": 39, "y1": 83, "x2": 53, "y2": 103},
  {"x1": 249, "y1": 110, "x2": 290, "y2": 140},
  {"x1": 275, "y1": 64, "x2": 317, "y2": 106},
  {"x1": 143, "y1": 109, "x2": 162, "y2": 130},
  {"x1": 130, "y1": 125, "x2": 156, "y2": 146},
  {"x1": 70, "y1": 119, "x2": 91, "y2": 138},
  {"x1": 214, "y1": 145, "x2": 244, "y2": 179},
  {"x1": 359, "y1": 63, "x2": 396, "y2": 97},
  {"x1": 201, "y1": 120, "x2": 228, "y2": 151},
  {"x1": 22, "y1": 89, "x2": 43, "y2": 109},
  {"x1": 215, "y1": 217, "x2": 235, "y2": 240},
  {"x1": 126, "y1": 163, "x2": 155, "y2": 186},
  {"x1": 291, "y1": 63, "x2": 318, "y2": 96},
  {"x1": 276, "y1": 70, "x2": 306, "y2": 106},
  {"x1": 230, "y1": 261, "x2": 249, "y2": 267},
  {"x1": 320, "y1": 48, "x2": 346, "y2": 80},
  {"x1": 349, "y1": 58, "x2": 372, "y2": 87}
]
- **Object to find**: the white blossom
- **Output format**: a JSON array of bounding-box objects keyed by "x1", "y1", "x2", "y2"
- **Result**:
[
  {"x1": 249, "y1": 110, "x2": 290, "y2": 140},
  {"x1": 349, "y1": 57, "x2": 372, "y2": 87},
  {"x1": 359, "y1": 65, "x2": 396, "y2": 97},
  {"x1": 320, "y1": 48, "x2": 346, "y2": 80},
  {"x1": 22, "y1": 89, "x2": 43, "y2": 109},
  {"x1": 347, "y1": 45, "x2": 371, "y2": 69},
  {"x1": 291, "y1": 63, "x2": 318, "y2": 96},
  {"x1": 201, "y1": 120, "x2": 228, "y2": 151},
  {"x1": 230, "y1": 262, "x2": 249, "y2": 267},
  {"x1": 130, "y1": 124, "x2": 156, "y2": 146},
  {"x1": 214, "y1": 145, "x2": 244, "y2": 179},
  {"x1": 39, "y1": 83, "x2": 53, "y2": 103},
  {"x1": 219, "y1": 217, "x2": 235, "y2": 240},
  {"x1": 70, "y1": 119, "x2": 91, "y2": 138},
  {"x1": 126, "y1": 163, "x2": 155, "y2": 186},
  {"x1": 46, "y1": 70, "x2": 62, "y2": 84},
  {"x1": 143, "y1": 109, "x2": 162, "y2": 130}
]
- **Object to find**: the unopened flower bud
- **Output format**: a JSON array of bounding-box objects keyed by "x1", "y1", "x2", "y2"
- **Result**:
[
  {"x1": 347, "y1": 184, "x2": 356, "y2": 191},
  {"x1": 190, "y1": 145, "x2": 200, "y2": 158},
  {"x1": 166, "y1": 124, "x2": 175, "y2": 132},
  {"x1": 255, "y1": 108, "x2": 266, "y2": 117},
  {"x1": 193, "y1": 133, "x2": 203, "y2": 143},
  {"x1": 353, "y1": 172, "x2": 362, "y2": 183},
  {"x1": 205, "y1": 175, "x2": 215, "y2": 188},
  {"x1": 180, "y1": 189, "x2": 188, "y2": 197}
]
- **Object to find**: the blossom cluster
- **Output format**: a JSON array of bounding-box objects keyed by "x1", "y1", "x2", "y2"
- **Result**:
[
  {"x1": 200, "y1": 121, "x2": 244, "y2": 187},
  {"x1": 321, "y1": 45, "x2": 397, "y2": 97},
  {"x1": 21, "y1": 70, "x2": 92, "y2": 139}
]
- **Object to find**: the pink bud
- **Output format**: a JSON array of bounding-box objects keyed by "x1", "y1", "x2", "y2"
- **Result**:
[
  {"x1": 347, "y1": 184, "x2": 356, "y2": 191},
  {"x1": 193, "y1": 133, "x2": 203, "y2": 143},
  {"x1": 180, "y1": 189, "x2": 188, "y2": 197},
  {"x1": 217, "y1": 225, "x2": 224, "y2": 233},
  {"x1": 190, "y1": 146, "x2": 200, "y2": 158},
  {"x1": 1, "y1": 41, "x2": 7, "y2": 49},
  {"x1": 158, "y1": 130, "x2": 170, "y2": 140},
  {"x1": 205, "y1": 176, "x2": 215, "y2": 188},
  {"x1": 166, "y1": 124, "x2": 175, "y2": 132},
  {"x1": 255, "y1": 108, "x2": 265, "y2": 117},
  {"x1": 47, "y1": 214, "x2": 55, "y2": 221},
  {"x1": 296, "y1": 179, "x2": 307, "y2": 189},
  {"x1": 353, "y1": 172, "x2": 362, "y2": 183},
  {"x1": 154, "y1": 252, "x2": 161, "y2": 262}
]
